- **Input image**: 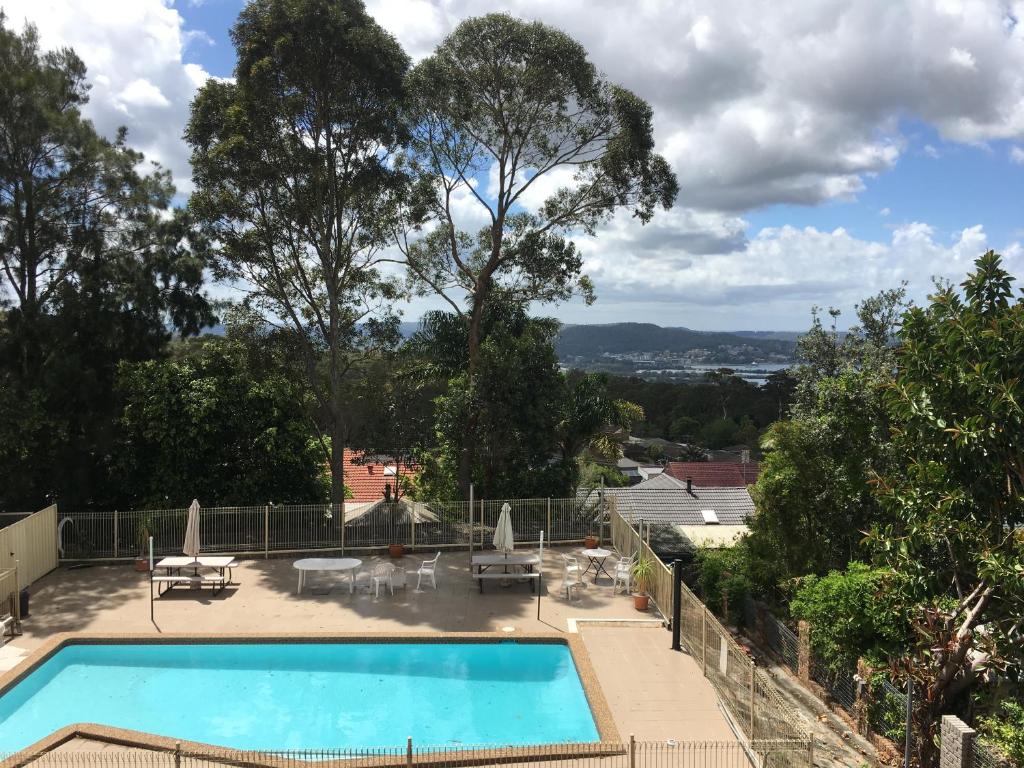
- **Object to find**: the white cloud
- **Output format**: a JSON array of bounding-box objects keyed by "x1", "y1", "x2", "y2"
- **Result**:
[
  {"x1": 880, "y1": 207, "x2": 892, "y2": 216},
  {"x1": 1, "y1": 0, "x2": 213, "y2": 195},
  {"x1": 561, "y1": 219, "x2": 1020, "y2": 329},
  {"x1": 9, "y1": 0, "x2": 1024, "y2": 328},
  {"x1": 117, "y1": 78, "x2": 171, "y2": 110}
]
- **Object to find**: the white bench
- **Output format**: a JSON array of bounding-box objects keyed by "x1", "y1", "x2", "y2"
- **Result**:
[
  {"x1": 152, "y1": 573, "x2": 229, "y2": 596},
  {"x1": 472, "y1": 571, "x2": 541, "y2": 593}
]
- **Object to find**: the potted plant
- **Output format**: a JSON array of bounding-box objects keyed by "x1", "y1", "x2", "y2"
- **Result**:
[
  {"x1": 134, "y1": 513, "x2": 155, "y2": 572},
  {"x1": 388, "y1": 543, "x2": 405, "y2": 558},
  {"x1": 631, "y1": 553, "x2": 655, "y2": 611},
  {"x1": 584, "y1": 533, "x2": 599, "y2": 549}
]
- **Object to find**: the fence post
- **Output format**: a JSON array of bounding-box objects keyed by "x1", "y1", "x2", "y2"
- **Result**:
[
  {"x1": 855, "y1": 659, "x2": 872, "y2": 737},
  {"x1": 113, "y1": 509, "x2": 119, "y2": 559},
  {"x1": 628, "y1": 734, "x2": 635, "y2": 768},
  {"x1": 174, "y1": 741, "x2": 181, "y2": 768},
  {"x1": 702, "y1": 606, "x2": 708, "y2": 674},
  {"x1": 547, "y1": 498, "x2": 552, "y2": 541},
  {"x1": 340, "y1": 503, "x2": 346, "y2": 555},
  {"x1": 13, "y1": 561, "x2": 20, "y2": 628},
  {"x1": 410, "y1": 502, "x2": 416, "y2": 552},
  {"x1": 940, "y1": 715, "x2": 975, "y2": 768},
  {"x1": 749, "y1": 660, "x2": 756, "y2": 740},
  {"x1": 406, "y1": 736, "x2": 413, "y2": 768},
  {"x1": 264, "y1": 503, "x2": 270, "y2": 559},
  {"x1": 479, "y1": 500, "x2": 484, "y2": 547},
  {"x1": 797, "y1": 620, "x2": 811, "y2": 683}
]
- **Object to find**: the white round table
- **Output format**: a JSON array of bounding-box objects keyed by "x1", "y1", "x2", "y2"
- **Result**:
[
  {"x1": 580, "y1": 548, "x2": 612, "y2": 583},
  {"x1": 293, "y1": 558, "x2": 362, "y2": 594}
]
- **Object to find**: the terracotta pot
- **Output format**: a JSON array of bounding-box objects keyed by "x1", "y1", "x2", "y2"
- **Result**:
[
  {"x1": 133, "y1": 558, "x2": 150, "y2": 573},
  {"x1": 633, "y1": 593, "x2": 650, "y2": 612},
  {"x1": 388, "y1": 543, "x2": 405, "y2": 558},
  {"x1": 584, "y1": 535, "x2": 599, "y2": 549}
]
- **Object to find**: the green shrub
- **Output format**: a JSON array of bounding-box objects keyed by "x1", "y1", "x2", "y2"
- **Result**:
[
  {"x1": 696, "y1": 542, "x2": 752, "y2": 623},
  {"x1": 978, "y1": 700, "x2": 1024, "y2": 766},
  {"x1": 790, "y1": 562, "x2": 907, "y2": 672}
]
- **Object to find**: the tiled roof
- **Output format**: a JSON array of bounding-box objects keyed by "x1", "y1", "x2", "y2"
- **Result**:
[
  {"x1": 342, "y1": 450, "x2": 418, "y2": 502},
  {"x1": 602, "y1": 473, "x2": 755, "y2": 526},
  {"x1": 664, "y1": 461, "x2": 760, "y2": 487}
]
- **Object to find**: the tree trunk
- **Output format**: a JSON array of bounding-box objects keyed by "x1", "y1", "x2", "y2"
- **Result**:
[{"x1": 330, "y1": 427, "x2": 346, "y2": 506}]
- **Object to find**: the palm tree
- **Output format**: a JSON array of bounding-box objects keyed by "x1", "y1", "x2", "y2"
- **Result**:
[{"x1": 557, "y1": 373, "x2": 644, "y2": 489}]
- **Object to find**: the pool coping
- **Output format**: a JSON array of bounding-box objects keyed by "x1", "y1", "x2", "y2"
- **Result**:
[{"x1": 0, "y1": 632, "x2": 622, "y2": 767}]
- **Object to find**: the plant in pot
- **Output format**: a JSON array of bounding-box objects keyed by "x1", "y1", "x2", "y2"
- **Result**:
[
  {"x1": 631, "y1": 553, "x2": 655, "y2": 611},
  {"x1": 134, "y1": 514, "x2": 155, "y2": 572}
]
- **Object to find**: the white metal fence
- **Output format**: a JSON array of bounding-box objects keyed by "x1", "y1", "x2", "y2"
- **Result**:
[
  {"x1": 58, "y1": 497, "x2": 606, "y2": 561},
  {"x1": 0, "y1": 738, "x2": 813, "y2": 768}
]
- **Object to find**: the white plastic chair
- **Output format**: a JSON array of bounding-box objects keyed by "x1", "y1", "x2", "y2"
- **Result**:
[
  {"x1": 613, "y1": 553, "x2": 636, "y2": 594},
  {"x1": 372, "y1": 562, "x2": 396, "y2": 597},
  {"x1": 416, "y1": 552, "x2": 441, "y2": 590},
  {"x1": 562, "y1": 554, "x2": 583, "y2": 600}
]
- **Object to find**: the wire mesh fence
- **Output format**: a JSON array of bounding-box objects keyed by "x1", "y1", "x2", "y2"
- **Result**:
[
  {"x1": 0, "y1": 739, "x2": 814, "y2": 768},
  {"x1": 744, "y1": 599, "x2": 799, "y2": 676},
  {"x1": 608, "y1": 509, "x2": 811, "y2": 761},
  {"x1": 974, "y1": 740, "x2": 1013, "y2": 768},
  {"x1": 808, "y1": 656, "x2": 857, "y2": 713},
  {"x1": 57, "y1": 498, "x2": 603, "y2": 561}
]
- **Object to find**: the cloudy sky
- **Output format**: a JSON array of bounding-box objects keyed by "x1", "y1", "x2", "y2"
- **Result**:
[{"x1": 6, "y1": 0, "x2": 1024, "y2": 331}]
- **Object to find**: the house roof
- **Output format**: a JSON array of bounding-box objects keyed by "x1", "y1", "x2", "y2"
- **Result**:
[
  {"x1": 602, "y1": 473, "x2": 755, "y2": 526},
  {"x1": 343, "y1": 450, "x2": 417, "y2": 503},
  {"x1": 664, "y1": 461, "x2": 760, "y2": 487}
]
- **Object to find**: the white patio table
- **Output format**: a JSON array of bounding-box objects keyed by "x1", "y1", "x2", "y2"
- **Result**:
[{"x1": 293, "y1": 557, "x2": 362, "y2": 594}]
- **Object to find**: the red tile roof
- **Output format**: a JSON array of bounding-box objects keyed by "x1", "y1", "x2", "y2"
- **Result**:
[
  {"x1": 342, "y1": 450, "x2": 418, "y2": 502},
  {"x1": 664, "y1": 461, "x2": 760, "y2": 487}
]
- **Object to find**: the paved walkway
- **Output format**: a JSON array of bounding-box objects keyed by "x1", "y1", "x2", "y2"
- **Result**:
[{"x1": 580, "y1": 625, "x2": 737, "y2": 742}]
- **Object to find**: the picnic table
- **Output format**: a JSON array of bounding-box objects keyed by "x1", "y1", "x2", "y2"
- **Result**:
[
  {"x1": 471, "y1": 552, "x2": 541, "y2": 593},
  {"x1": 153, "y1": 556, "x2": 238, "y2": 595}
]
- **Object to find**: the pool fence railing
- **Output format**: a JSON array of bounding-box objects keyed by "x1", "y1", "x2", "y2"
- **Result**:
[
  {"x1": 56, "y1": 496, "x2": 610, "y2": 562},
  {"x1": 0, "y1": 738, "x2": 814, "y2": 768},
  {"x1": 609, "y1": 509, "x2": 812, "y2": 756}
]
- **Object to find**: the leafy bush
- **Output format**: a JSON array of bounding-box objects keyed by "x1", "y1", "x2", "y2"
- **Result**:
[
  {"x1": 790, "y1": 562, "x2": 907, "y2": 672},
  {"x1": 978, "y1": 700, "x2": 1024, "y2": 766},
  {"x1": 696, "y1": 542, "x2": 752, "y2": 623}
]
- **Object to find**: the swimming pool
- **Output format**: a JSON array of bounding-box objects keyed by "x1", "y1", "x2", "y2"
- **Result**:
[{"x1": 0, "y1": 639, "x2": 602, "y2": 753}]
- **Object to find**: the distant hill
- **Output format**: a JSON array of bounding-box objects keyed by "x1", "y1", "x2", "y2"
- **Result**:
[{"x1": 555, "y1": 323, "x2": 796, "y2": 359}]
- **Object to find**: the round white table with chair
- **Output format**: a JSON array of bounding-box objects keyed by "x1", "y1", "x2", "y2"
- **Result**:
[{"x1": 293, "y1": 557, "x2": 362, "y2": 594}]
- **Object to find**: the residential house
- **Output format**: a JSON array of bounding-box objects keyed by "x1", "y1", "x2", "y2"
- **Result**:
[{"x1": 663, "y1": 461, "x2": 760, "y2": 487}]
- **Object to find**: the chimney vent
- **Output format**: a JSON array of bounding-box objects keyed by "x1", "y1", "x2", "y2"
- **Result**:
[{"x1": 686, "y1": 477, "x2": 693, "y2": 492}]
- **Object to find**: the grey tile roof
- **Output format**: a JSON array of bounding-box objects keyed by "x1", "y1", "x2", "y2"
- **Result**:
[{"x1": 602, "y1": 473, "x2": 755, "y2": 526}]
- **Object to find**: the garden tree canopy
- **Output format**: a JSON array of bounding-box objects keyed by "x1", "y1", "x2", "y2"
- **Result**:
[
  {"x1": 745, "y1": 290, "x2": 904, "y2": 594},
  {"x1": 0, "y1": 15, "x2": 212, "y2": 510},
  {"x1": 401, "y1": 13, "x2": 678, "y2": 495},
  {"x1": 556, "y1": 372, "x2": 644, "y2": 489},
  {"x1": 868, "y1": 252, "x2": 1024, "y2": 767},
  {"x1": 186, "y1": 0, "x2": 411, "y2": 505},
  {"x1": 117, "y1": 317, "x2": 327, "y2": 507},
  {"x1": 407, "y1": 304, "x2": 566, "y2": 499},
  {"x1": 789, "y1": 562, "x2": 909, "y2": 673}
]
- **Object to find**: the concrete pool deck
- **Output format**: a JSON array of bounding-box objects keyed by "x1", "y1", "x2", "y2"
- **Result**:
[{"x1": 6, "y1": 547, "x2": 739, "y2": 746}]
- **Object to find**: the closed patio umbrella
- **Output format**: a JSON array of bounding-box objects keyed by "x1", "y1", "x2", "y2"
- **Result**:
[
  {"x1": 493, "y1": 503, "x2": 515, "y2": 555},
  {"x1": 183, "y1": 499, "x2": 201, "y2": 562}
]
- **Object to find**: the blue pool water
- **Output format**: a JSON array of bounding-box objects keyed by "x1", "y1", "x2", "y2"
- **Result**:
[{"x1": 0, "y1": 642, "x2": 599, "y2": 752}]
